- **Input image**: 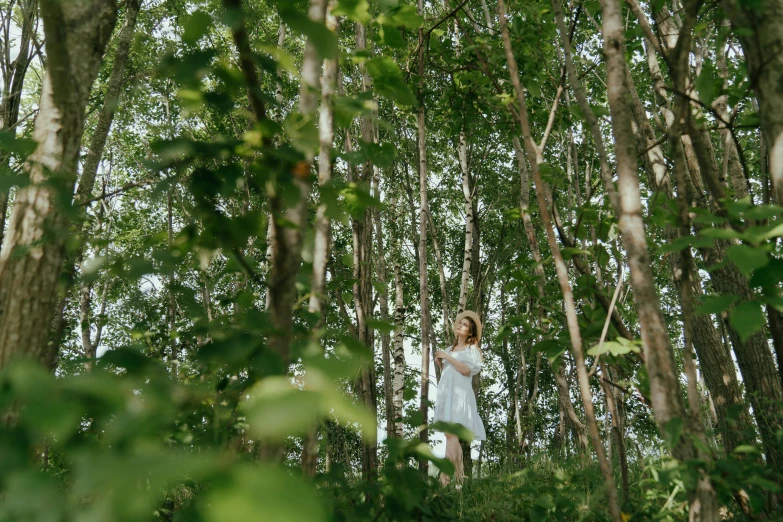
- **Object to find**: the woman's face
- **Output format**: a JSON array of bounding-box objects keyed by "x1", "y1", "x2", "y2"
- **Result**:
[{"x1": 456, "y1": 318, "x2": 472, "y2": 338}]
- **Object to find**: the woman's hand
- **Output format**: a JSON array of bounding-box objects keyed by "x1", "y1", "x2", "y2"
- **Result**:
[{"x1": 434, "y1": 350, "x2": 449, "y2": 361}]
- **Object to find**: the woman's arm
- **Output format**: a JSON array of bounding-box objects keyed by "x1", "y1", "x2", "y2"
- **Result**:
[{"x1": 443, "y1": 354, "x2": 471, "y2": 376}]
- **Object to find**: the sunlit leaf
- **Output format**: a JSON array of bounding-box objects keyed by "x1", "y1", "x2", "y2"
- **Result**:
[
  {"x1": 244, "y1": 377, "x2": 321, "y2": 440},
  {"x1": 202, "y1": 466, "x2": 328, "y2": 522},
  {"x1": 365, "y1": 57, "x2": 416, "y2": 106}
]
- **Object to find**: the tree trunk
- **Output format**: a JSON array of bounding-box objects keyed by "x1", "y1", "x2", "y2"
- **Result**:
[
  {"x1": 392, "y1": 262, "x2": 406, "y2": 439},
  {"x1": 352, "y1": 19, "x2": 377, "y2": 482},
  {"x1": 416, "y1": 0, "x2": 432, "y2": 476},
  {"x1": 622, "y1": 36, "x2": 753, "y2": 456},
  {"x1": 601, "y1": 362, "x2": 630, "y2": 502},
  {"x1": 722, "y1": 0, "x2": 783, "y2": 203},
  {"x1": 301, "y1": 2, "x2": 338, "y2": 479},
  {"x1": 685, "y1": 102, "x2": 783, "y2": 469},
  {"x1": 0, "y1": 0, "x2": 38, "y2": 252},
  {"x1": 0, "y1": 0, "x2": 117, "y2": 369},
  {"x1": 375, "y1": 171, "x2": 394, "y2": 440},
  {"x1": 428, "y1": 213, "x2": 451, "y2": 348},
  {"x1": 713, "y1": 20, "x2": 749, "y2": 201},
  {"x1": 48, "y1": 0, "x2": 142, "y2": 356},
  {"x1": 76, "y1": 0, "x2": 142, "y2": 207},
  {"x1": 308, "y1": 11, "x2": 338, "y2": 318},
  {"x1": 264, "y1": 0, "x2": 324, "y2": 370},
  {"x1": 600, "y1": 0, "x2": 720, "y2": 518},
  {"x1": 498, "y1": 2, "x2": 621, "y2": 520},
  {"x1": 457, "y1": 132, "x2": 473, "y2": 314}
]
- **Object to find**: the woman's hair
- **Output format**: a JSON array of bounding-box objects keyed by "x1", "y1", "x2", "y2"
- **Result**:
[{"x1": 452, "y1": 316, "x2": 481, "y2": 352}]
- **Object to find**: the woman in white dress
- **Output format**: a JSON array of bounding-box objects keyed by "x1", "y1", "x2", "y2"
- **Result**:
[{"x1": 433, "y1": 310, "x2": 486, "y2": 487}]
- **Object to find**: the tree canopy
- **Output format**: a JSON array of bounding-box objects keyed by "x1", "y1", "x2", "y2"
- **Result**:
[{"x1": 1, "y1": 0, "x2": 783, "y2": 520}]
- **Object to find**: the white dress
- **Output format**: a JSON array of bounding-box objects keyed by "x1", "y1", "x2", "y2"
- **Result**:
[{"x1": 433, "y1": 344, "x2": 486, "y2": 441}]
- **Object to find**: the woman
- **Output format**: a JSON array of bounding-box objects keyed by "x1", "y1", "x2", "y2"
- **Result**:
[{"x1": 433, "y1": 310, "x2": 486, "y2": 487}]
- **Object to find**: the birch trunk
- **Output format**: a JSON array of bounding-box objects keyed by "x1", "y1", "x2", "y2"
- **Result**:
[
  {"x1": 265, "y1": 0, "x2": 324, "y2": 369},
  {"x1": 48, "y1": 0, "x2": 142, "y2": 354},
  {"x1": 76, "y1": 0, "x2": 142, "y2": 207},
  {"x1": 375, "y1": 172, "x2": 394, "y2": 440},
  {"x1": 621, "y1": 16, "x2": 752, "y2": 456},
  {"x1": 428, "y1": 213, "x2": 451, "y2": 345},
  {"x1": 0, "y1": 0, "x2": 37, "y2": 252},
  {"x1": 498, "y1": 3, "x2": 621, "y2": 519},
  {"x1": 685, "y1": 99, "x2": 783, "y2": 468},
  {"x1": 393, "y1": 262, "x2": 405, "y2": 438},
  {"x1": 308, "y1": 11, "x2": 338, "y2": 317},
  {"x1": 626, "y1": 2, "x2": 754, "y2": 456},
  {"x1": 0, "y1": 0, "x2": 117, "y2": 369},
  {"x1": 416, "y1": 0, "x2": 432, "y2": 475},
  {"x1": 457, "y1": 132, "x2": 473, "y2": 314},
  {"x1": 713, "y1": 21, "x2": 749, "y2": 200}
]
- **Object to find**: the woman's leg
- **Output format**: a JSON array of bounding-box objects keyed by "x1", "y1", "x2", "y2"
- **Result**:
[{"x1": 441, "y1": 434, "x2": 464, "y2": 486}]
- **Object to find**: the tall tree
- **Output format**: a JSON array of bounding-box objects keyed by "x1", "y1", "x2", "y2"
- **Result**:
[
  {"x1": 0, "y1": 0, "x2": 37, "y2": 252},
  {"x1": 722, "y1": 0, "x2": 783, "y2": 203},
  {"x1": 416, "y1": 0, "x2": 432, "y2": 476},
  {"x1": 498, "y1": 2, "x2": 622, "y2": 520},
  {"x1": 599, "y1": 0, "x2": 720, "y2": 517},
  {"x1": 0, "y1": 0, "x2": 117, "y2": 368}
]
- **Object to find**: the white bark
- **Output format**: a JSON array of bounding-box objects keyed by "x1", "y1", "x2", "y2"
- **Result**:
[
  {"x1": 393, "y1": 262, "x2": 405, "y2": 438},
  {"x1": 458, "y1": 132, "x2": 473, "y2": 314},
  {"x1": 308, "y1": 11, "x2": 338, "y2": 316},
  {"x1": 416, "y1": 0, "x2": 431, "y2": 473},
  {"x1": 0, "y1": 0, "x2": 116, "y2": 368}
]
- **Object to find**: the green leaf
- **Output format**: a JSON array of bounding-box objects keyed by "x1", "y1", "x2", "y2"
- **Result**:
[
  {"x1": 340, "y1": 182, "x2": 381, "y2": 219},
  {"x1": 365, "y1": 57, "x2": 416, "y2": 106},
  {"x1": 694, "y1": 59, "x2": 721, "y2": 106},
  {"x1": 535, "y1": 338, "x2": 566, "y2": 372},
  {"x1": 660, "y1": 235, "x2": 692, "y2": 253},
  {"x1": 0, "y1": 131, "x2": 36, "y2": 156},
  {"x1": 406, "y1": 442, "x2": 454, "y2": 476},
  {"x1": 560, "y1": 247, "x2": 590, "y2": 260},
  {"x1": 587, "y1": 340, "x2": 640, "y2": 357},
  {"x1": 729, "y1": 301, "x2": 765, "y2": 342},
  {"x1": 590, "y1": 104, "x2": 610, "y2": 118},
  {"x1": 333, "y1": 0, "x2": 371, "y2": 23},
  {"x1": 278, "y1": 7, "x2": 338, "y2": 60},
  {"x1": 323, "y1": 386, "x2": 377, "y2": 439},
  {"x1": 378, "y1": 4, "x2": 424, "y2": 28},
  {"x1": 430, "y1": 421, "x2": 475, "y2": 442},
  {"x1": 732, "y1": 444, "x2": 759, "y2": 454},
  {"x1": 695, "y1": 294, "x2": 739, "y2": 316},
  {"x1": 750, "y1": 258, "x2": 783, "y2": 288},
  {"x1": 664, "y1": 417, "x2": 683, "y2": 453},
  {"x1": 243, "y1": 377, "x2": 321, "y2": 440},
  {"x1": 366, "y1": 318, "x2": 395, "y2": 332},
  {"x1": 744, "y1": 204, "x2": 783, "y2": 220},
  {"x1": 202, "y1": 466, "x2": 328, "y2": 522},
  {"x1": 727, "y1": 244, "x2": 769, "y2": 277},
  {"x1": 376, "y1": 24, "x2": 406, "y2": 48},
  {"x1": 182, "y1": 10, "x2": 212, "y2": 46},
  {"x1": 284, "y1": 112, "x2": 319, "y2": 156},
  {"x1": 336, "y1": 334, "x2": 373, "y2": 361},
  {"x1": 738, "y1": 112, "x2": 760, "y2": 128},
  {"x1": 699, "y1": 227, "x2": 742, "y2": 241}
]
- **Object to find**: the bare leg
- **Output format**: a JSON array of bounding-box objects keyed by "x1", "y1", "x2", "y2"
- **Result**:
[{"x1": 441, "y1": 434, "x2": 465, "y2": 487}]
